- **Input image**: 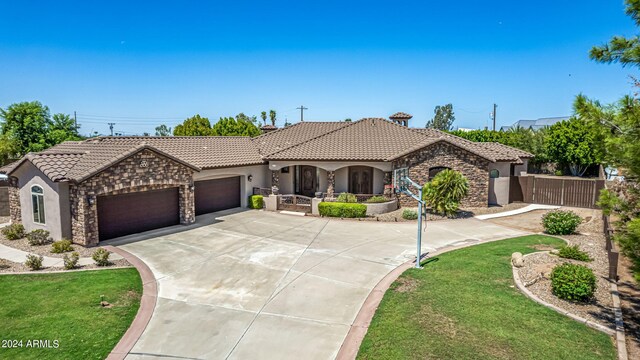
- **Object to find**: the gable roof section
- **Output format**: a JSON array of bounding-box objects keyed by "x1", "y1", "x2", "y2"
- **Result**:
[{"x1": 252, "y1": 121, "x2": 350, "y2": 156}]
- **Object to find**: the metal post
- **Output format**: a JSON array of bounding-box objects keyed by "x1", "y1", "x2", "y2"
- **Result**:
[{"x1": 416, "y1": 189, "x2": 423, "y2": 268}]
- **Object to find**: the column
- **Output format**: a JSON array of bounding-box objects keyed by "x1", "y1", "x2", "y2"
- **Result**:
[
  {"x1": 271, "y1": 170, "x2": 279, "y2": 193},
  {"x1": 326, "y1": 171, "x2": 335, "y2": 198},
  {"x1": 383, "y1": 171, "x2": 393, "y2": 196}
]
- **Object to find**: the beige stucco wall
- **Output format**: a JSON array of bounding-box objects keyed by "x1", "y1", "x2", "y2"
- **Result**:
[
  {"x1": 278, "y1": 167, "x2": 294, "y2": 194},
  {"x1": 488, "y1": 161, "x2": 511, "y2": 205},
  {"x1": 513, "y1": 159, "x2": 529, "y2": 176},
  {"x1": 194, "y1": 165, "x2": 270, "y2": 207},
  {"x1": 335, "y1": 167, "x2": 349, "y2": 193},
  {"x1": 13, "y1": 162, "x2": 71, "y2": 240}
]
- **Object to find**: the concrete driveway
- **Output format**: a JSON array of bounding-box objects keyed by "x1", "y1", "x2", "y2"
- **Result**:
[{"x1": 108, "y1": 209, "x2": 527, "y2": 360}]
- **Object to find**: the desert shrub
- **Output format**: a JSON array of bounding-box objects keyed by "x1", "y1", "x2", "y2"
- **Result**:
[
  {"x1": 557, "y1": 245, "x2": 592, "y2": 262},
  {"x1": 336, "y1": 193, "x2": 357, "y2": 203},
  {"x1": 402, "y1": 209, "x2": 418, "y2": 220},
  {"x1": 422, "y1": 169, "x2": 469, "y2": 216},
  {"x1": 554, "y1": 169, "x2": 563, "y2": 176},
  {"x1": 26, "y1": 229, "x2": 52, "y2": 246},
  {"x1": 542, "y1": 210, "x2": 582, "y2": 235},
  {"x1": 92, "y1": 248, "x2": 111, "y2": 266},
  {"x1": 550, "y1": 263, "x2": 597, "y2": 301},
  {"x1": 318, "y1": 202, "x2": 366, "y2": 218},
  {"x1": 25, "y1": 254, "x2": 43, "y2": 271},
  {"x1": 365, "y1": 195, "x2": 388, "y2": 203},
  {"x1": 248, "y1": 195, "x2": 264, "y2": 209},
  {"x1": 1, "y1": 223, "x2": 25, "y2": 240},
  {"x1": 51, "y1": 239, "x2": 74, "y2": 253},
  {"x1": 63, "y1": 252, "x2": 80, "y2": 270}
]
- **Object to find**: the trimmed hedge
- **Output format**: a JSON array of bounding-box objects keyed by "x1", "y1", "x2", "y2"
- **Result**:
[
  {"x1": 550, "y1": 263, "x2": 596, "y2": 302},
  {"x1": 557, "y1": 244, "x2": 592, "y2": 262},
  {"x1": 248, "y1": 195, "x2": 264, "y2": 209},
  {"x1": 318, "y1": 202, "x2": 367, "y2": 218},
  {"x1": 542, "y1": 210, "x2": 582, "y2": 235}
]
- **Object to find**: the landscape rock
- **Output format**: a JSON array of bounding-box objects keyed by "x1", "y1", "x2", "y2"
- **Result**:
[{"x1": 512, "y1": 252, "x2": 525, "y2": 267}]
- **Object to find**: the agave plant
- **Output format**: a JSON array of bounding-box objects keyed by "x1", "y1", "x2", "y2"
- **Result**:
[{"x1": 422, "y1": 169, "x2": 469, "y2": 216}]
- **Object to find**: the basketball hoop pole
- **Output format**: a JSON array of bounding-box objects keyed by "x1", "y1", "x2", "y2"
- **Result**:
[{"x1": 400, "y1": 176, "x2": 425, "y2": 269}]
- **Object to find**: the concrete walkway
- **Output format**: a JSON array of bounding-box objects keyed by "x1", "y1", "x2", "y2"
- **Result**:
[
  {"x1": 104, "y1": 209, "x2": 528, "y2": 360},
  {"x1": 474, "y1": 204, "x2": 560, "y2": 220},
  {"x1": 0, "y1": 243, "x2": 123, "y2": 267}
]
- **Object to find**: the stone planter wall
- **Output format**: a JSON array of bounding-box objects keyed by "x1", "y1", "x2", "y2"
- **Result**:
[{"x1": 365, "y1": 200, "x2": 398, "y2": 215}]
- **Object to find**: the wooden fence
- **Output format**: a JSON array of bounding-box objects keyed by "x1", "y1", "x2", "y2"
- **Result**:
[
  {"x1": 509, "y1": 175, "x2": 605, "y2": 208},
  {"x1": 603, "y1": 214, "x2": 619, "y2": 281}
]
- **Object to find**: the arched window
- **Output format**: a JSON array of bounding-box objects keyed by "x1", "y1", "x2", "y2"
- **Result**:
[
  {"x1": 489, "y1": 169, "x2": 500, "y2": 178},
  {"x1": 31, "y1": 185, "x2": 45, "y2": 224},
  {"x1": 429, "y1": 166, "x2": 450, "y2": 180}
]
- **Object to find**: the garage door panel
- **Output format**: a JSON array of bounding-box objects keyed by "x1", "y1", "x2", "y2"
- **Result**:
[
  {"x1": 98, "y1": 187, "x2": 180, "y2": 241},
  {"x1": 195, "y1": 177, "x2": 241, "y2": 215}
]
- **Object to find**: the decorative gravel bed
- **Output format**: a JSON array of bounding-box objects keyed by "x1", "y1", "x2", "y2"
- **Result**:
[
  {"x1": 0, "y1": 257, "x2": 132, "y2": 273},
  {"x1": 0, "y1": 234, "x2": 97, "y2": 258},
  {"x1": 515, "y1": 213, "x2": 615, "y2": 330}
]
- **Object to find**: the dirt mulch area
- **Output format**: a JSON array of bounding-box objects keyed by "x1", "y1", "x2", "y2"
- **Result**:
[
  {"x1": 617, "y1": 255, "x2": 640, "y2": 359},
  {"x1": 0, "y1": 216, "x2": 10, "y2": 224},
  {"x1": 0, "y1": 258, "x2": 132, "y2": 274},
  {"x1": 361, "y1": 203, "x2": 529, "y2": 222},
  {"x1": 515, "y1": 211, "x2": 615, "y2": 331},
  {"x1": 0, "y1": 234, "x2": 97, "y2": 258}
]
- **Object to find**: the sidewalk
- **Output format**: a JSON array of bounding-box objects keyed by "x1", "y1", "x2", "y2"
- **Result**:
[
  {"x1": 474, "y1": 204, "x2": 560, "y2": 220},
  {"x1": 0, "y1": 243, "x2": 123, "y2": 267}
]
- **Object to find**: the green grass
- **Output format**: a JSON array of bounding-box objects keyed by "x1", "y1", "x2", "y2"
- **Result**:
[
  {"x1": 0, "y1": 268, "x2": 142, "y2": 359},
  {"x1": 358, "y1": 235, "x2": 617, "y2": 360}
]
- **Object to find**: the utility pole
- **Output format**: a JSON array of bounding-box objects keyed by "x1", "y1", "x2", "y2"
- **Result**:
[
  {"x1": 73, "y1": 111, "x2": 78, "y2": 132},
  {"x1": 492, "y1": 103, "x2": 497, "y2": 131},
  {"x1": 108, "y1": 123, "x2": 115, "y2": 136},
  {"x1": 296, "y1": 105, "x2": 308, "y2": 122}
]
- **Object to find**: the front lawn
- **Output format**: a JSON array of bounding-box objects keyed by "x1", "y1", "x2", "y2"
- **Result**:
[
  {"x1": 0, "y1": 268, "x2": 142, "y2": 359},
  {"x1": 358, "y1": 235, "x2": 617, "y2": 360}
]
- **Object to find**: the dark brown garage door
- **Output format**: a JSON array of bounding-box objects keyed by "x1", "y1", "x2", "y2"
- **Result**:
[
  {"x1": 97, "y1": 187, "x2": 180, "y2": 241},
  {"x1": 195, "y1": 176, "x2": 241, "y2": 215}
]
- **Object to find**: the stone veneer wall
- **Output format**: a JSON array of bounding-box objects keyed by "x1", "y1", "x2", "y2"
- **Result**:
[
  {"x1": 8, "y1": 176, "x2": 21, "y2": 223},
  {"x1": 70, "y1": 149, "x2": 194, "y2": 246},
  {"x1": 393, "y1": 142, "x2": 490, "y2": 208}
]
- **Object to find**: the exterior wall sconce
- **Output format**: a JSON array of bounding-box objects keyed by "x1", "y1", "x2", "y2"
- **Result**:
[
  {"x1": 87, "y1": 196, "x2": 96, "y2": 206},
  {"x1": 189, "y1": 183, "x2": 195, "y2": 191},
  {"x1": 248, "y1": 175, "x2": 253, "y2": 182}
]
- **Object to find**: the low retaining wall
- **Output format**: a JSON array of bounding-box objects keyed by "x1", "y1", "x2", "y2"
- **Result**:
[{"x1": 365, "y1": 200, "x2": 398, "y2": 215}]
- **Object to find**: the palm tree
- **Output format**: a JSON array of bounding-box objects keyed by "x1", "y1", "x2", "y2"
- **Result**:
[
  {"x1": 269, "y1": 110, "x2": 276, "y2": 126},
  {"x1": 260, "y1": 111, "x2": 267, "y2": 125}
]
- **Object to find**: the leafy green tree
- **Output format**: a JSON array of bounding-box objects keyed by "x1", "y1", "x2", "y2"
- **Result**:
[
  {"x1": 236, "y1": 112, "x2": 258, "y2": 125},
  {"x1": 155, "y1": 124, "x2": 172, "y2": 136},
  {"x1": 173, "y1": 115, "x2": 214, "y2": 136},
  {"x1": 545, "y1": 117, "x2": 604, "y2": 176},
  {"x1": 260, "y1": 111, "x2": 267, "y2": 125},
  {"x1": 48, "y1": 113, "x2": 81, "y2": 145},
  {"x1": 344, "y1": 118, "x2": 352, "y2": 122},
  {"x1": 449, "y1": 127, "x2": 549, "y2": 164},
  {"x1": 426, "y1": 104, "x2": 455, "y2": 131},
  {"x1": 422, "y1": 169, "x2": 469, "y2": 216},
  {"x1": 0, "y1": 101, "x2": 51, "y2": 156},
  {"x1": 590, "y1": 0, "x2": 640, "y2": 67},
  {"x1": 269, "y1": 110, "x2": 276, "y2": 126},
  {"x1": 211, "y1": 115, "x2": 261, "y2": 137}
]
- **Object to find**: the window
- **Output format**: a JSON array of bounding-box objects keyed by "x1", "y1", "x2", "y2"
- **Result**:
[
  {"x1": 489, "y1": 169, "x2": 500, "y2": 178},
  {"x1": 31, "y1": 185, "x2": 45, "y2": 224}
]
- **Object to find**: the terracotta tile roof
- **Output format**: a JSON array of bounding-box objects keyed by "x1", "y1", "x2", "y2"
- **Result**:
[
  {"x1": 389, "y1": 112, "x2": 413, "y2": 119},
  {"x1": 253, "y1": 121, "x2": 350, "y2": 155},
  {"x1": 29, "y1": 153, "x2": 84, "y2": 181}
]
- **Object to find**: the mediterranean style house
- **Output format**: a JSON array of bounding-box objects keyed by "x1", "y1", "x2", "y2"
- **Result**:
[{"x1": 0, "y1": 113, "x2": 532, "y2": 246}]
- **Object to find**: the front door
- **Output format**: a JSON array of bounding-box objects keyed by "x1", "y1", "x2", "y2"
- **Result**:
[
  {"x1": 349, "y1": 166, "x2": 373, "y2": 194},
  {"x1": 298, "y1": 165, "x2": 316, "y2": 197}
]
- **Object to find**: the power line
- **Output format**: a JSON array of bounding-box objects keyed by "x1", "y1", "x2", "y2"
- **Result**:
[{"x1": 76, "y1": 113, "x2": 185, "y2": 120}]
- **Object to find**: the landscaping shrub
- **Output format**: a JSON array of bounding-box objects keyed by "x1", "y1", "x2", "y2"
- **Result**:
[
  {"x1": 1, "y1": 223, "x2": 25, "y2": 240},
  {"x1": 51, "y1": 239, "x2": 74, "y2": 253},
  {"x1": 63, "y1": 252, "x2": 80, "y2": 270},
  {"x1": 542, "y1": 210, "x2": 582, "y2": 235},
  {"x1": 318, "y1": 202, "x2": 366, "y2": 218},
  {"x1": 422, "y1": 169, "x2": 469, "y2": 216},
  {"x1": 26, "y1": 229, "x2": 53, "y2": 246},
  {"x1": 550, "y1": 263, "x2": 597, "y2": 301},
  {"x1": 25, "y1": 254, "x2": 43, "y2": 271},
  {"x1": 402, "y1": 209, "x2": 418, "y2": 220},
  {"x1": 248, "y1": 195, "x2": 264, "y2": 209},
  {"x1": 557, "y1": 244, "x2": 592, "y2": 262},
  {"x1": 365, "y1": 195, "x2": 388, "y2": 203},
  {"x1": 336, "y1": 192, "x2": 357, "y2": 203},
  {"x1": 92, "y1": 248, "x2": 111, "y2": 266}
]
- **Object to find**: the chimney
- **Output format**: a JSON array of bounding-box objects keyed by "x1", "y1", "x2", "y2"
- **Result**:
[
  {"x1": 389, "y1": 112, "x2": 413, "y2": 127},
  {"x1": 260, "y1": 124, "x2": 278, "y2": 134}
]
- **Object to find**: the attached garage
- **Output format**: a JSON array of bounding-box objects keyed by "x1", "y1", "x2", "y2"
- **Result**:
[
  {"x1": 195, "y1": 176, "x2": 241, "y2": 215},
  {"x1": 97, "y1": 187, "x2": 180, "y2": 241}
]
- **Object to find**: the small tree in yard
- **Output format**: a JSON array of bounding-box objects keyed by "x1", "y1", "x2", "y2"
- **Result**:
[
  {"x1": 422, "y1": 169, "x2": 469, "y2": 216},
  {"x1": 545, "y1": 117, "x2": 604, "y2": 176},
  {"x1": 426, "y1": 104, "x2": 455, "y2": 131}
]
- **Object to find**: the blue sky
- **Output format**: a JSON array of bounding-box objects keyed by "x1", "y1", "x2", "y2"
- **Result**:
[{"x1": 0, "y1": 1, "x2": 637, "y2": 135}]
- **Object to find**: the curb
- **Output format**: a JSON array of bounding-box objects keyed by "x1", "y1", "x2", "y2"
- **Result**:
[
  {"x1": 0, "y1": 265, "x2": 134, "y2": 276},
  {"x1": 335, "y1": 235, "x2": 527, "y2": 360},
  {"x1": 103, "y1": 245, "x2": 157, "y2": 360},
  {"x1": 511, "y1": 252, "x2": 615, "y2": 336},
  {"x1": 610, "y1": 282, "x2": 629, "y2": 360}
]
